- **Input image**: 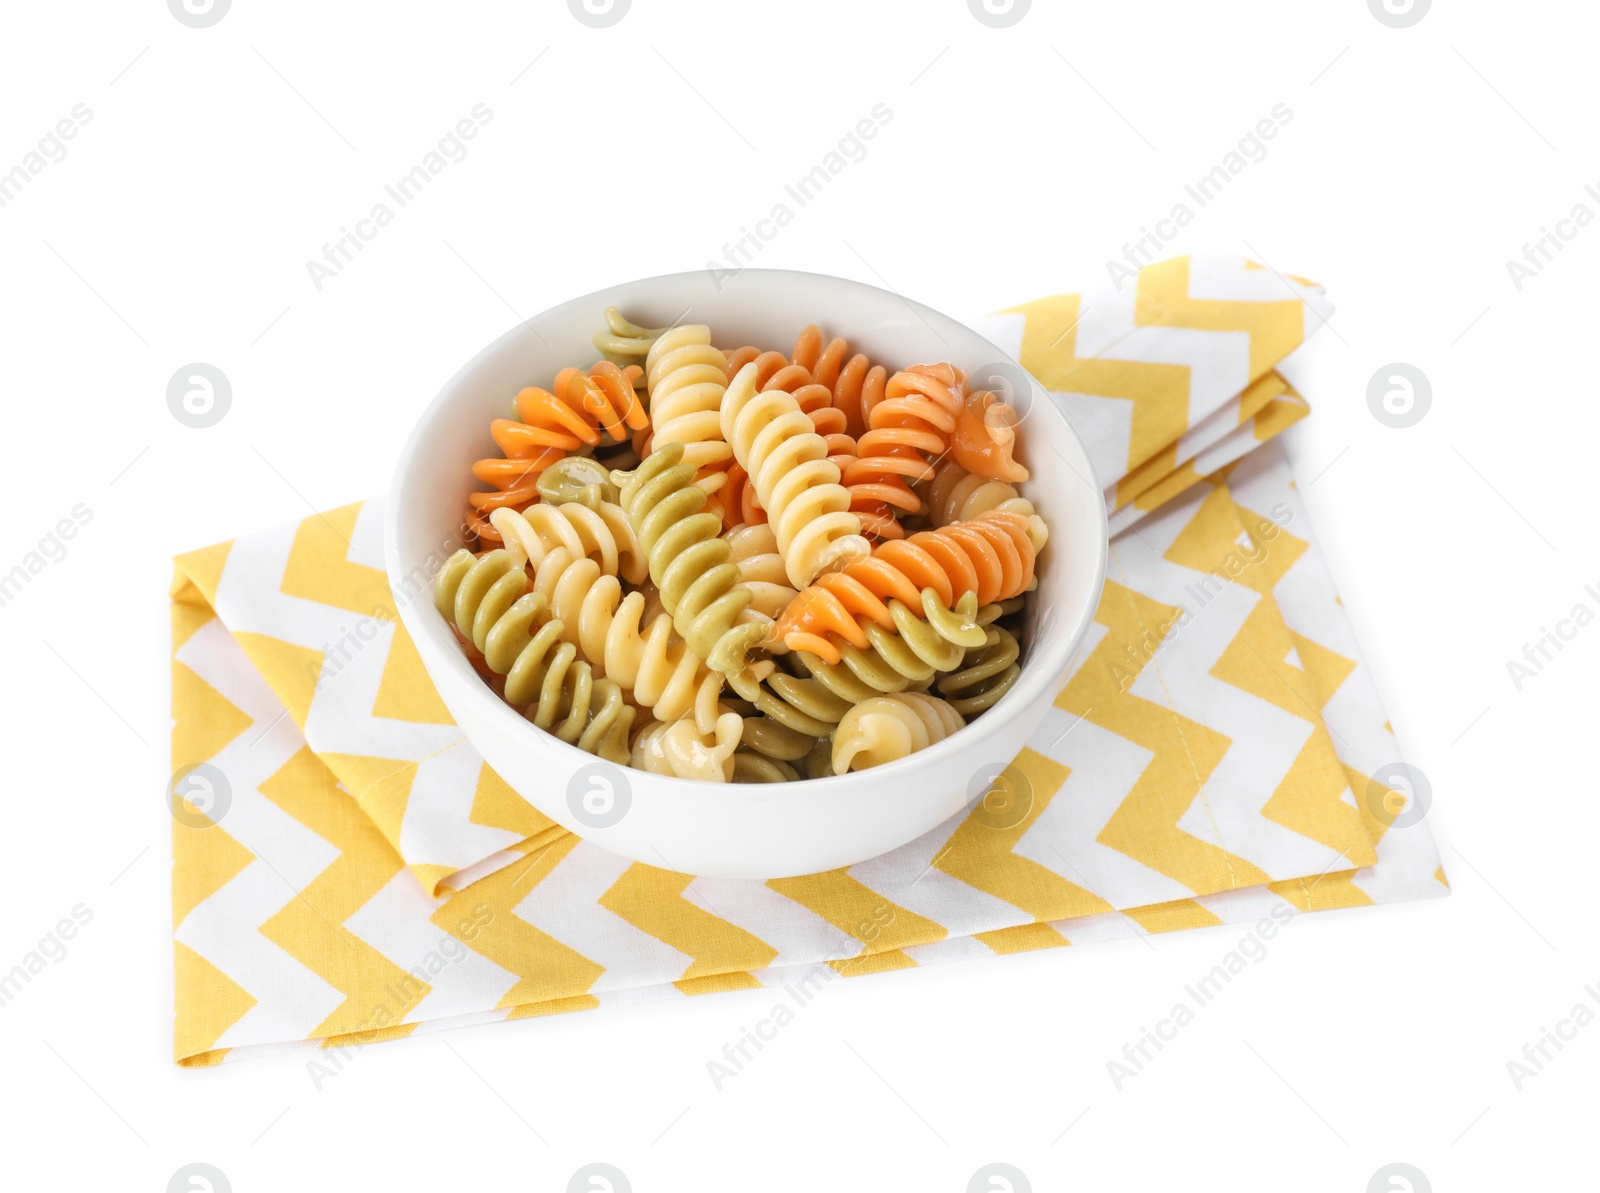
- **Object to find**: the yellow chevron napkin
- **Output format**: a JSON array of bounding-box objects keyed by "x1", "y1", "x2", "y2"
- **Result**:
[
  {"x1": 969, "y1": 254, "x2": 1327, "y2": 534},
  {"x1": 169, "y1": 255, "x2": 1445, "y2": 1067}
]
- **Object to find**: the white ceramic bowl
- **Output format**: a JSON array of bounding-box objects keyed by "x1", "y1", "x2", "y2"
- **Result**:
[{"x1": 387, "y1": 269, "x2": 1107, "y2": 879}]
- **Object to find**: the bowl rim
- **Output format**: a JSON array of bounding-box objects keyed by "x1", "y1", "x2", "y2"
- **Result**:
[{"x1": 386, "y1": 266, "x2": 1110, "y2": 802}]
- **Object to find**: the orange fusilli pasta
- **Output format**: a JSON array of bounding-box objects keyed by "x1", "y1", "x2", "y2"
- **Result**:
[
  {"x1": 769, "y1": 510, "x2": 1037, "y2": 658},
  {"x1": 467, "y1": 361, "x2": 647, "y2": 543}
]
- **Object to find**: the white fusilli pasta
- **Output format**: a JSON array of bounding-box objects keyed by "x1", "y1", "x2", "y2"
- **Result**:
[
  {"x1": 722, "y1": 522, "x2": 797, "y2": 618},
  {"x1": 630, "y1": 711, "x2": 743, "y2": 782},
  {"x1": 720, "y1": 361, "x2": 871, "y2": 588},
  {"x1": 489, "y1": 502, "x2": 647, "y2": 586},
  {"x1": 645, "y1": 324, "x2": 734, "y2": 492},
  {"x1": 527, "y1": 545, "x2": 725, "y2": 734},
  {"x1": 830, "y1": 691, "x2": 965, "y2": 774}
]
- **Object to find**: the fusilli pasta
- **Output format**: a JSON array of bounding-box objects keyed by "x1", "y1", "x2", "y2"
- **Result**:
[
  {"x1": 467, "y1": 360, "x2": 648, "y2": 544},
  {"x1": 434, "y1": 310, "x2": 1053, "y2": 784},
  {"x1": 770, "y1": 510, "x2": 1036, "y2": 656},
  {"x1": 788, "y1": 323, "x2": 884, "y2": 440},
  {"x1": 726, "y1": 590, "x2": 982, "y2": 775},
  {"x1": 937, "y1": 608, "x2": 1022, "y2": 716},
  {"x1": 613, "y1": 442, "x2": 768, "y2": 675},
  {"x1": 631, "y1": 711, "x2": 743, "y2": 783},
  {"x1": 718, "y1": 341, "x2": 857, "y2": 527},
  {"x1": 831, "y1": 692, "x2": 965, "y2": 774},
  {"x1": 789, "y1": 591, "x2": 986, "y2": 680},
  {"x1": 645, "y1": 325, "x2": 735, "y2": 492},
  {"x1": 842, "y1": 364, "x2": 964, "y2": 539},
  {"x1": 720, "y1": 348, "x2": 857, "y2": 524},
  {"x1": 535, "y1": 454, "x2": 622, "y2": 510},
  {"x1": 923, "y1": 460, "x2": 1049, "y2": 553},
  {"x1": 594, "y1": 306, "x2": 670, "y2": 372},
  {"x1": 951, "y1": 381, "x2": 1029, "y2": 483},
  {"x1": 724, "y1": 663, "x2": 853, "y2": 746},
  {"x1": 732, "y1": 752, "x2": 801, "y2": 783},
  {"x1": 721, "y1": 362, "x2": 871, "y2": 589},
  {"x1": 488, "y1": 502, "x2": 647, "y2": 587},
  {"x1": 526, "y1": 545, "x2": 726, "y2": 735},
  {"x1": 433, "y1": 549, "x2": 634, "y2": 761},
  {"x1": 723, "y1": 523, "x2": 797, "y2": 619}
]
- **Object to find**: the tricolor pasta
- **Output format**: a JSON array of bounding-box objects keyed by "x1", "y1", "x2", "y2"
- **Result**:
[{"x1": 433, "y1": 309, "x2": 1053, "y2": 780}]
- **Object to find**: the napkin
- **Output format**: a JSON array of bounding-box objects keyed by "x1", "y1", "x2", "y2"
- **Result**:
[{"x1": 169, "y1": 254, "x2": 1445, "y2": 1066}]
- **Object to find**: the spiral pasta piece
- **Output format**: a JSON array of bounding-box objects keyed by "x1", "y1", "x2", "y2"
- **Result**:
[
  {"x1": 790, "y1": 647, "x2": 902, "y2": 701},
  {"x1": 727, "y1": 324, "x2": 878, "y2": 426},
  {"x1": 737, "y1": 713, "x2": 818, "y2": 767},
  {"x1": 644, "y1": 325, "x2": 734, "y2": 491},
  {"x1": 488, "y1": 502, "x2": 648, "y2": 587},
  {"x1": 526, "y1": 545, "x2": 726, "y2": 735},
  {"x1": 938, "y1": 617, "x2": 1022, "y2": 716},
  {"x1": 723, "y1": 523, "x2": 798, "y2": 619},
  {"x1": 612, "y1": 442, "x2": 768, "y2": 675},
  {"x1": 724, "y1": 663, "x2": 854, "y2": 745},
  {"x1": 728, "y1": 591, "x2": 981, "y2": 775},
  {"x1": 770, "y1": 510, "x2": 1036, "y2": 656},
  {"x1": 801, "y1": 738, "x2": 837, "y2": 780},
  {"x1": 796, "y1": 591, "x2": 987, "y2": 677},
  {"x1": 793, "y1": 600, "x2": 980, "y2": 689},
  {"x1": 788, "y1": 324, "x2": 884, "y2": 440},
  {"x1": 432, "y1": 550, "x2": 633, "y2": 761},
  {"x1": 535, "y1": 455, "x2": 622, "y2": 511},
  {"x1": 831, "y1": 692, "x2": 966, "y2": 774},
  {"x1": 720, "y1": 344, "x2": 850, "y2": 439},
  {"x1": 466, "y1": 361, "x2": 648, "y2": 543},
  {"x1": 630, "y1": 711, "x2": 743, "y2": 783},
  {"x1": 594, "y1": 306, "x2": 670, "y2": 373},
  {"x1": 842, "y1": 363, "x2": 964, "y2": 538},
  {"x1": 721, "y1": 362, "x2": 871, "y2": 589},
  {"x1": 718, "y1": 342, "x2": 856, "y2": 527},
  {"x1": 924, "y1": 460, "x2": 1049, "y2": 553},
  {"x1": 550, "y1": 362, "x2": 651, "y2": 444},
  {"x1": 951, "y1": 382, "x2": 1029, "y2": 483},
  {"x1": 732, "y1": 752, "x2": 800, "y2": 783},
  {"x1": 730, "y1": 630, "x2": 919, "y2": 771}
]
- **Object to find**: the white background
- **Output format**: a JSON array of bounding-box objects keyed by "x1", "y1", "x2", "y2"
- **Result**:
[{"x1": 0, "y1": 0, "x2": 1592, "y2": 1189}]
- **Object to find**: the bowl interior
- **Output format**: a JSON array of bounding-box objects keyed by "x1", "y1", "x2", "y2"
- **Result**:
[{"x1": 387, "y1": 268, "x2": 1108, "y2": 791}]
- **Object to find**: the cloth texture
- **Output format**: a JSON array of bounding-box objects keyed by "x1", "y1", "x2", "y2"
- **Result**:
[{"x1": 169, "y1": 254, "x2": 1445, "y2": 1066}]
